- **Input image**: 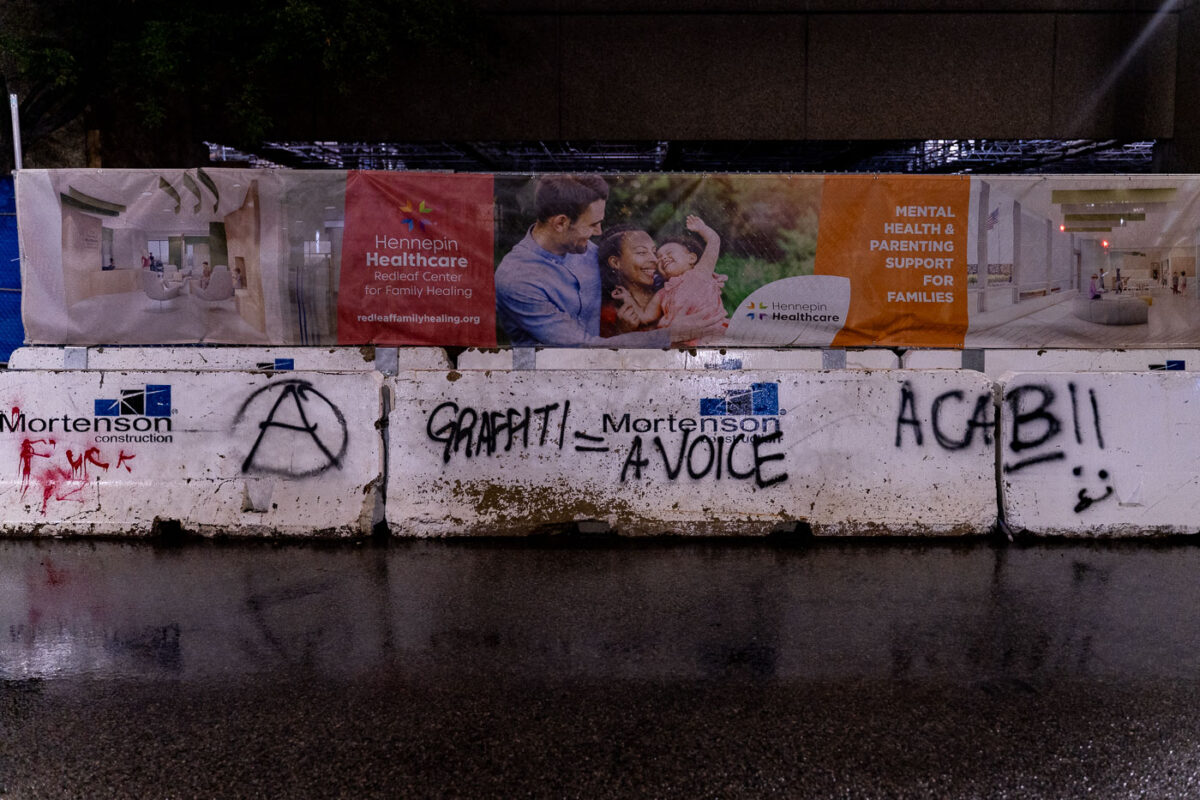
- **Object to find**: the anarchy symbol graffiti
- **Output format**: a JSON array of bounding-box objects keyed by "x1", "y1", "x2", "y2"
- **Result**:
[{"x1": 232, "y1": 379, "x2": 348, "y2": 478}]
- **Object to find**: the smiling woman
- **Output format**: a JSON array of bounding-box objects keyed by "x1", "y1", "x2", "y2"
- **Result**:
[{"x1": 598, "y1": 225, "x2": 662, "y2": 337}]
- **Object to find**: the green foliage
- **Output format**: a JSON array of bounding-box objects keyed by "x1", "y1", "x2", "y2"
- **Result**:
[
  {"x1": 776, "y1": 223, "x2": 818, "y2": 273},
  {"x1": 604, "y1": 173, "x2": 822, "y2": 257}
]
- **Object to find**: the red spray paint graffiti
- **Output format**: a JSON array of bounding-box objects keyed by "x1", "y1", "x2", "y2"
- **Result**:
[
  {"x1": 19, "y1": 436, "x2": 54, "y2": 491},
  {"x1": 16, "y1": 418, "x2": 137, "y2": 514}
]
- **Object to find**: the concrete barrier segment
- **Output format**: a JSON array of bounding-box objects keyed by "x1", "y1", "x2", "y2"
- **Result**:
[
  {"x1": 7, "y1": 346, "x2": 451, "y2": 372},
  {"x1": 904, "y1": 348, "x2": 1200, "y2": 375},
  {"x1": 0, "y1": 370, "x2": 383, "y2": 537},
  {"x1": 386, "y1": 369, "x2": 997, "y2": 537},
  {"x1": 998, "y1": 371, "x2": 1200, "y2": 537},
  {"x1": 456, "y1": 348, "x2": 899, "y2": 372}
]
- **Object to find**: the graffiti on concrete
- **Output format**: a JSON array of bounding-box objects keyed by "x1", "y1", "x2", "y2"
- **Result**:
[
  {"x1": 894, "y1": 381, "x2": 995, "y2": 450},
  {"x1": 617, "y1": 430, "x2": 788, "y2": 488},
  {"x1": 234, "y1": 380, "x2": 348, "y2": 478},
  {"x1": 426, "y1": 401, "x2": 571, "y2": 463},
  {"x1": 1002, "y1": 381, "x2": 1112, "y2": 515},
  {"x1": 1003, "y1": 383, "x2": 1103, "y2": 473},
  {"x1": 425, "y1": 396, "x2": 789, "y2": 487},
  {"x1": 65, "y1": 447, "x2": 109, "y2": 478},
  {"x1": 894, "y1": 378, "x2": 1116, "y2": 515},
  {"x1": 1072, "y1": 466, "x2": 1114, "y2": 513},
  {"x1": 17, "y1": 435, "x2": 138, "y2": 514}
]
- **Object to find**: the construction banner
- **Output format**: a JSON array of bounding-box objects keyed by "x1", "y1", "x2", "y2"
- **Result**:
[{"x1": 15, "y1": 169, "x2": 1200, "y2": 349}]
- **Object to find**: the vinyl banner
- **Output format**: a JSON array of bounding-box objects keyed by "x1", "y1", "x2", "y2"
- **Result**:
[
  {"x1": 16, "y1": 169, "x2": 1200, "y2": 349},
  {"x1": 815, "y1": 175, "x2": 968, "y2": 348},
  {"x1": 17, "y1": 168, "x2": 345, "y2": 346},
  {"x1": 338, "y1": 171, "x2": 495, "y2": 345}
]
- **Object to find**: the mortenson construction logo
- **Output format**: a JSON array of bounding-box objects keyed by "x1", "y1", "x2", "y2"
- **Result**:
[
  {"x1": 700, "y1": 382, "x2": 780, "y2": 417},
  {"x1": 0, "y1": 384, "x2": 174, "y2": 443},
  {"x1": 603, "y1": 382, "x2": 784, "y2": 438}
]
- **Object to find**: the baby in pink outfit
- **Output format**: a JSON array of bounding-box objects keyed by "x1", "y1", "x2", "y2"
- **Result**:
[{"x1": 612, "y1": 215, "x2": 727, "y2": 341}]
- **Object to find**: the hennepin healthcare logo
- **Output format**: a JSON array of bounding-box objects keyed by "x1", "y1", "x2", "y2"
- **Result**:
[
  {"x1": 744, "y1": 300, "x2": 841, "y2": 323},
  {"x1": 399, "y1": 199, "x2": 435, "y2": 232},
  {"x1": 0, "y1": 384, "x2": 174, "y2": 443}
]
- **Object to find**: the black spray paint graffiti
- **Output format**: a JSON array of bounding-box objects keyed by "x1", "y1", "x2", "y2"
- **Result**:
[
  {"x1": 618, "y1": 430, "x2": 788, "y2": 489},
  {"x1": 894, "y1": 380, "x2": 1114, "y2": 514},
  {"x1": 425, "y1": 400, "x2": 788, "y2": 488},
  {"x1": 1003, "y1": 382, "x2": 1112, "y2": 514},
  {"x1": 1002, "y1": 383, "x2": 1104, "y2": 472},
  {"x1": 426, "y1": 401, "x2": 571, "y2": 463},
  {"x1": 894, "y1": 381, "x2": 995, "y2": 450},
  {"x1": 1072, "y1": 466, "x2": 1113, "y2": 513},
  {"x1": 233, "y1": 380, "x2": 349, "y2": 478}
]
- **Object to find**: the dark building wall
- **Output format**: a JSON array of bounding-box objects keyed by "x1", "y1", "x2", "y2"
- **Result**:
[
  {"x1": 301, "y1": 1, "x2": 1187, "y2": 160},
  {"x1": 1170, "y1": 1, "x2": 1200, "y2": 171}
]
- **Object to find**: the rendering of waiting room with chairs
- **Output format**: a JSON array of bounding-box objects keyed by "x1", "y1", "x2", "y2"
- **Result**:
[{"x1": 52, "y1": 171, "x2": 267, "y2": 340}]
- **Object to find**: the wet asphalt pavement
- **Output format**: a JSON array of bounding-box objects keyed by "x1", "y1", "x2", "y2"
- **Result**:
[{"x1": 3, "y1": 537, "x2": 1200, "y2": 798}]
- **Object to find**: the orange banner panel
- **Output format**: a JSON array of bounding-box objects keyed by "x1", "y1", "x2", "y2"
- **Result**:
[{"x1": 815, "y1": 176, "x2": 970, "y2": 348}]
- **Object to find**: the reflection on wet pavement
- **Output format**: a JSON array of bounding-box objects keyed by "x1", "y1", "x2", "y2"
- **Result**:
[
  {"x1": 3, "y1": 539, "x2": 1199, "y2": 684},
  {"x1": 6, "y1": 538, "x2": 1200, "y2": 798}
]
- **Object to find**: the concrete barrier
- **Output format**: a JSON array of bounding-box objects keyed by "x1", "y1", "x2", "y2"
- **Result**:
[
  {"x1": 998, "y1": 371, "x2": 1200, "y2": 536},
  {"x1": 5, "y1": 361, "x2": 1196, "y2": 540},
  {"x1": 457, "y1": 348, "x2": 899, "y2": 371},
  {"x1": 900, "y1": 349, "x2": 966, "y2": 370},
  {"x1": 387, "y1": 369, "x2": 996, "y2": 536},
  {"x1": 0, "y1": 370, "x2": 382, "y2": 537},
  {"x1": 7, "y1": 346, "x2": 450, "y2": 372},
  {"x1": 903, "y1": 348, "x2": 1200, "y2": 375}
]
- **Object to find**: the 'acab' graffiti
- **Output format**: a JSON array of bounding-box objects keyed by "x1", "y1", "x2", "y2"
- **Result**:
[{"x1": 896, "y1": 378, "x2": 1115, "y2": 516}]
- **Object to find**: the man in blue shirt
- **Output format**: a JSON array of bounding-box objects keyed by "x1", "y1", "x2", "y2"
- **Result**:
[{"x1": 495, "y1": 175, "x2": 721, "y2": 347}]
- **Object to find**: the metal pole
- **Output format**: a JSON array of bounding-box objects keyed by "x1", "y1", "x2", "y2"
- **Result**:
[{"x1": 9, "y1": 93, "x2": 23, "y2": 170}]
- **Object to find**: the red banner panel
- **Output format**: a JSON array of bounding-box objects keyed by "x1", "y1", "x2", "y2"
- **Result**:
[{"x1": 338, "y1": 171, "x2": 496, "y2": 346}]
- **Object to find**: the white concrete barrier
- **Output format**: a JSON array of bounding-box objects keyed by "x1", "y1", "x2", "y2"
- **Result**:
[
  {"x1": 455, "y1": 349, "x2": 516, "y2": 370},
  {"x1": 902, "y1": 350, "x2": 972, "y2": 370},
  {"x1": 9, "y1": 361, "x2": 1197, "y2": 539},
  {"x1": 457, "y1": 348, "x2": 899, "y2": 371},
  {"x1": 983, "y1": 349, "x2": 1198, "y2": 375},
  {"x1": 6, "y1": 346, "x2": 448, "y2": 372},
  {"x1": 387, "y1": 369, "x2": 996, "y2": 536},
  {"x1": 904, "y1": 348, "x2": 1200, "y2": 375},
  {"x1": 0, "y1": 371, "x2": 382, "y2": 537},
  {"x1": 999, "y1": 371, "x2": 1200, "y2": 536}
]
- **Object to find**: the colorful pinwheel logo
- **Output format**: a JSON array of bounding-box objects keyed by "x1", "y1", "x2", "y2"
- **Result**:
[{"x1": 400, "y1": 200, "x2": 434, "y2": 232}]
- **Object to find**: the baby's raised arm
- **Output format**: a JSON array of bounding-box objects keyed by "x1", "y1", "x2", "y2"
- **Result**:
[{"x1": 685, "y1": 215, "x2": 721, "y2": 275}]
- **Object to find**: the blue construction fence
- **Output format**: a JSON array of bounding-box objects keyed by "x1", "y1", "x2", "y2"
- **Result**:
[{"x1": 0, "y1": 177, "x2": 23, "y2": 362}]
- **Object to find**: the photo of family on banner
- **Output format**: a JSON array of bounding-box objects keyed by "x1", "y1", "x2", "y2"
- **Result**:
[{"x1": 493, "y1": 174, "x2": 855, "y2": 349}]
